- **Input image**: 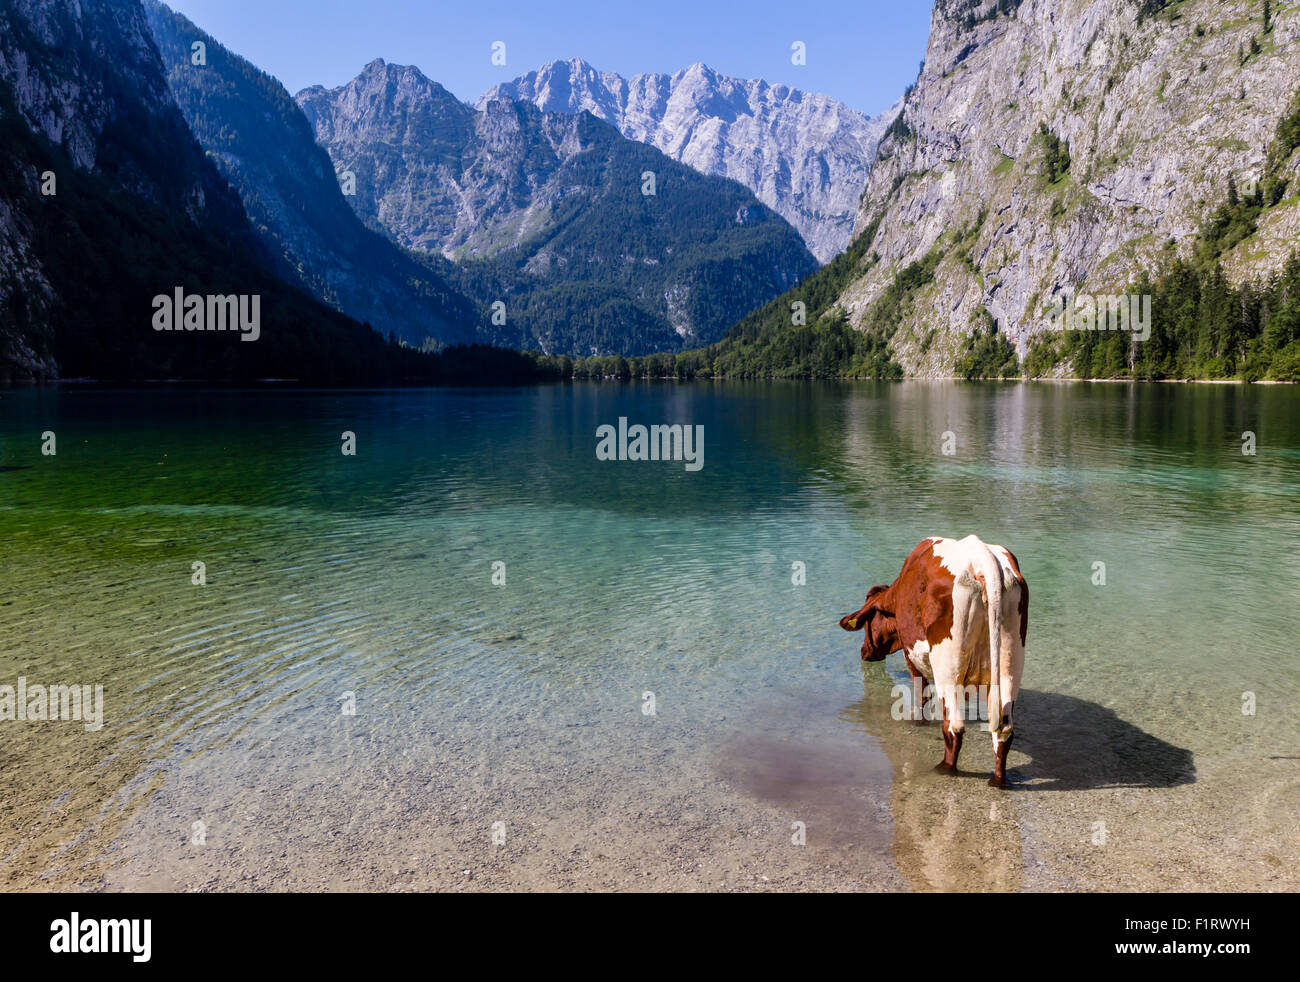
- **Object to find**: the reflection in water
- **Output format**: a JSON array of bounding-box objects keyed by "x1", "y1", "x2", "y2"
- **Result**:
[
  {"x1": 831, "y1": 666, "x2": 1199, "y2": 891},
  {"x1": 838, "y1": 671, "x2": 1025, "y2": 892}
]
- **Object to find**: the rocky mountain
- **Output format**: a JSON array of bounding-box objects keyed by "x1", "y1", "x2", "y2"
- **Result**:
[
  {"x1": 479, "y1": 58, "x2": 901, "y2": 263},
  {"x1": 297, "y1": 60, "x2": 818, "y2": 355},
  {"x1": 0, "y1": 0, "x2": 455, "y2": 382},
  {"x1": 812, "y1": 0, "x2": 1300, "y2": 376},
  {"x1": 142, "y1": 0, "x2": 476, "y2": 350},
  {"x1": 0, "y1": 0, "x2": 251, "y2": 376}
]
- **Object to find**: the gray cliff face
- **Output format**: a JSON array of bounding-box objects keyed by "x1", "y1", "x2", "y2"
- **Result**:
[
  {"x1": 837, "y1": 0, "x2": 1300, "y2": 376},
  {"x1": 143, "y1": 4, "x2": 476, "y2": 349},
  {"x1": 299, "y1": 62, "x2": 608, "y2": 259},
  {"x1": 298, "y1": 61, "x2": 483, "y2": 256},
  {"x1": 295, "y1": 60, "x2": 819, "y2": 350},
  {"x1": 1, "y1": 0, "x2": 167, "y2": 172},
  {"x1": 0, "y1": 0, "x2": 246, "y2": 225},
  {"x1": 0, "y1": 0, "x2": 252, "y2": 378},
  {"x1": 479, "y1": 58, "x2": 901, "y2": 263}
]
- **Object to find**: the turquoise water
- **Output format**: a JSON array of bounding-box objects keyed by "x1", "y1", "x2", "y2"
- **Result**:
[{"x1": 1, "y1": 382, "x2": 1297, "y2": 890}]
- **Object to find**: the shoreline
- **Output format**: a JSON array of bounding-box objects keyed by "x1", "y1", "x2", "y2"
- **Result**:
[{"x1": 1, "y1": 376, "x2": 1295, "y2": 389}]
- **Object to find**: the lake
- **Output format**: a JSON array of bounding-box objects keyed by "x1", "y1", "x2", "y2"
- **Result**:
[{"x1": 1, "y1": 381, "x2": 1297, "y2": 891}]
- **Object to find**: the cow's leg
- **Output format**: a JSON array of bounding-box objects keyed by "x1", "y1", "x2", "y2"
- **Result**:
[
  {"x1": 906, "y1": 661, "x2": 928, "y2": 725},
  {"x1": 929, "y1": 645, "x2": 964, "y2": 772},
  {"x1": 934, "y1": 696, "x2": 963, "y2": 773},
  {"x1": 989, "y1": 710, "x2": 1014, "y2": 788},
  {"x1": 988, "y1": 586, "x2": 1024, "y2": 789}
]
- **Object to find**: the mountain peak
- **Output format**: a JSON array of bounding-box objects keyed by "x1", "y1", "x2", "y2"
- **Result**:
[
  {"x1": 297, "y1": 56, "x2": 816, "y2": 356},
  {"x1": 477, "y1": 59, "x2": 895, "y2": 262},
  {"x1": 324, "y1": 59, "x2": 469, "y2": 114},
  {"x1": 539, "y1": 57, "x2": 596, "y2": 75},
  {"x1": 363, "y1": 59, "x2": 424, "y2": 83}
]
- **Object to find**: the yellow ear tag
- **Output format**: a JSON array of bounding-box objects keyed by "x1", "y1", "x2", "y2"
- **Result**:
[{"x1": 848, "y1": 618, "x2": 860, "y2": 630}]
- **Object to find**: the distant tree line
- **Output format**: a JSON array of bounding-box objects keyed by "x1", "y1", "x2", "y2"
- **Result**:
[{"x1": 1025, "y1": 253, "x2": 1300, "y2": 381}]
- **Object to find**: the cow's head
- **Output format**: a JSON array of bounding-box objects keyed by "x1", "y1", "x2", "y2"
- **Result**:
[{"x1": 839, "y1": 585, "x2": 900, "y2": 662}]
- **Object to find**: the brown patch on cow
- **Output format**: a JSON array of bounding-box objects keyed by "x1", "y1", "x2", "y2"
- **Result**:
[
  {"x1": 839, "y1": 585, "x2": 902, "y2": 662},
  {"x1": 921, "y1": 578, "x2": 955, "y2": 649},
  {"x1": 893, "y1": 541, "x2": 956, "y2": 653},
  {"x1": 837, "y1": 539, "x2": 958, "y2": 661}
]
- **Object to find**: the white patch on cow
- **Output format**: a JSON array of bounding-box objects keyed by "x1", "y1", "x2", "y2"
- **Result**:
[
  {"x1": 933, "y1": 535, "x2": 1016, "y2": 589},
  {"x1": 906, "y1": 640, "x2": 933, "y2": 680},
  {"x1": 927, "y1": 535, "x2": 1017, "y2": 730},
  {"x1": 928, "y1": 536, "x2": 963, "y2": 577}
]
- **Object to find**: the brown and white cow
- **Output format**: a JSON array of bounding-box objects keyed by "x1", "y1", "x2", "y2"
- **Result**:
[{"x1": 839, "y1": 535, "x2": 1028, "y2": 788}]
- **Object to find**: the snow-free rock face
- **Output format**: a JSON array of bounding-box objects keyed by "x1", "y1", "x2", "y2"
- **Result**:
[
  {"x1": 0, "y1": 0, "x2": 253, "y2": 378},
  {"x1": 479, "y1": 58, "x2": 901, "y2": 263},
  {"x1": 296, "y1": 60, "x2": 819, "y2": 351},
  {"x1": 0, "y1": 0, "x2": 427, "y2": 381},
  {"x1": 143, "y1": 1, "x2": 477, "y2": 350},
  {"x1": 830, "y1": 0, "x2": 1300, "y2": 376},
  {"x1": 298, "y1": 61, "x2": 481, "y2": 256},
  {"x1": 2, "y1": 0, "x2": 200, "y2": 184}
]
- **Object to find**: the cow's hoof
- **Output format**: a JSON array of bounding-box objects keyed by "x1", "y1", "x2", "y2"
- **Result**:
[
  {"x1": 933, "y1": 762, "x2": 956, "y2": 774},
  {"x1": 988, "y1": 774, "x2": 1007, "y2": 788}
]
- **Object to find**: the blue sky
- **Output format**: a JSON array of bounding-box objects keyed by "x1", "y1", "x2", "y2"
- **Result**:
[{"x1": 162, "y1": 0, "x2": 932, "y2": 116}]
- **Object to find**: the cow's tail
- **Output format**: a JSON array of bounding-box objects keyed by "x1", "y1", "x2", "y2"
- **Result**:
[{"x1": 971, "y1": 541, "x2": 1005, "y2": 733}]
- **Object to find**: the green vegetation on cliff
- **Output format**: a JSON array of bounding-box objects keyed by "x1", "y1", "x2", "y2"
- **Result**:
[
  {"x1": 957, "y1": 310, "x2": 1021, "y2": 379},
  {"x1": 633, "y1": 216, "x2": 901, "y2": 379},
  {"x1": 1039, "y1": 123, "x2": 1072, "y2": 185},
  {"x1": 1027, "y1": 86, "x2": 1300, "y2": 382},
  {"x1": 1027, "y1": 253, "x2": 1300, "y2": 381},
  {"x1": 510, "y1": 217, "x2": 900, "y2": 379}
]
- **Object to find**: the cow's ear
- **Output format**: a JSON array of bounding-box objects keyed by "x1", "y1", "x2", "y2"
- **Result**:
[
  {"x1": 840, "y1": 586, "x2": 889, "y2": 631},
  {"x1": 841, "y1": 606, "x2": 872, "y2": 632}
]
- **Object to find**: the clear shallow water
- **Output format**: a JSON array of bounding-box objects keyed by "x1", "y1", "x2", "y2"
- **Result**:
[{"x1": 0, "y1": 381, "x2": 1297, "y2": 891}]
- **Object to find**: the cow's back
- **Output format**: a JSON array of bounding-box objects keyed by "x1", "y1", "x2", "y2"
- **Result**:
[{"x1": 913, "y1": 536, "x2": 1027, "y2": 691}]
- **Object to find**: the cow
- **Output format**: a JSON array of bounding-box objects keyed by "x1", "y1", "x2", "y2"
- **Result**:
[{"x1": 838, "y1": 535, "x2": 1028, "y2": 788}]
